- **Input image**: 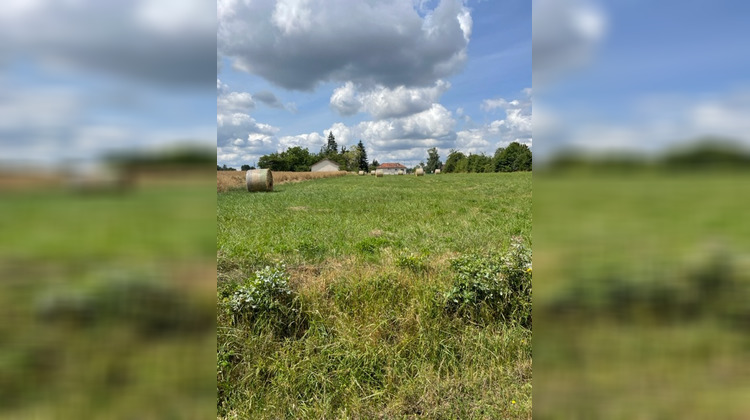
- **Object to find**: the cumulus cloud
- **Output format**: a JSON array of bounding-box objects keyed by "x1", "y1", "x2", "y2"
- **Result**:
[
  {"x1": 330, "y1": 82, "x2": 363, "y2": 116},
  {"x1": 219, "y1": 0, "x2": 472, "y2": 90},
  {"x1": 533, "y1": 0, "x2": 606, "y2": 87},
  {"x1": 448, "y1": 89, "x2": 533, "y2": 154},
  {"x1": 217, "y1": 91, "x2": 255, "y2": 113},
  {"x1": 479, "y1": 89, "x2": 532, "y2": 145},
  {"x1": 331, "y1": 80, "x2": 451, "y2": 119}
]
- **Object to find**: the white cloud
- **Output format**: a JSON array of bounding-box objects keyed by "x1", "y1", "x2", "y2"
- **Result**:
[
  {"x1": 217, "y1": 91, "x2": 255, "y2": 113},
  {"x1": 476, "y1": 89, "x2": 533, "y2": 148},
  {"x1": 330, "y1": 82, "x2": 363, "y2": 116},
  {"x1": 331, "y1": 80, "x2": 451, "y2": 119},
  {"x1": 272, "y1": 0, "x2": 313, "y2": 35},
  {"x1": 219, "y1": 0, "x2": 471, "y2": 90}
]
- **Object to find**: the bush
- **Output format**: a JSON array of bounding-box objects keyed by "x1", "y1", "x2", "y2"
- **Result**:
[
  {"x1": 220, "y1": 265, "x2": 304, "y2": 336},
  {"x1": 443, "y1": 237, "x2": 531, "y2": 326}
]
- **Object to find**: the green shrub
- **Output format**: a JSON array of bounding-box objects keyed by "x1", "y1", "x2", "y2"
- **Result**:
[
  {"x1": 443, "y1": 237, "x2": 532, "y2": 326},
  {"x1": 221, "y1": 265, "x2": 304, "y2": 336}
]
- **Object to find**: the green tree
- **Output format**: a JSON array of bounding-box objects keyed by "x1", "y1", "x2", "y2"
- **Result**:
[
  {"x1": 467, "y1": 153, "x2": 492, "y2": 173},
  {"x1": 495, "y1": 142, "x2": 532, "y2": 172},
  {"x1": 340, "y1": 145, "x2": 362, "y2": 172},
  {"x1": 369, "y1": 159, "x2": 379, "y2": 172},
  {"x1": 425, "y1": 147, "x2": 442, "y2": 173},
  {"x1": 357, "y1": 140, "x2": 369, "y2": 172},
  {"x1": 241, "y1": 164, "x2": 251, "y2": 171},
  {"x1": 443, "y1": 150, "x2": 467, "y2": 173},
  {"x1": 326, "y1": 132, "x2": 338, "y2": 155}
]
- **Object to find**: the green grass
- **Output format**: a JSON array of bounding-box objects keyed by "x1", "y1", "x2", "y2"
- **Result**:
[
  {"x1": 534, "y1": 170, "x2": 750, "y2": 419},
  {"x1": 0, "y1": 180, "x2": 216, "y2": 419},
  {"x1": 218, "y1": 173, "x2": 530, "y2": 267},
  {"x1": 217, "y1": 173, "x2": 532, "y2": 419}
]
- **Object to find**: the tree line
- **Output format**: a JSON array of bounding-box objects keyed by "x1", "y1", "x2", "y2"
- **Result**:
[
  {"x1": 414, "y1": 142, "x2": 532, "y2": 173},
  {"x1": 255, "y1": 132, "x2": 372, "y2": 172},
  {"x1": 223, "y1": 132, "x2": 532, "y2": 173}
]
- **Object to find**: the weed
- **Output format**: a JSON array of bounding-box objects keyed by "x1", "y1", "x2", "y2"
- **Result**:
[
  {"x1": 396, "y1": 252, "x2": 428, "y2": 273},
  {"x1": 443, "y1": 237, "x2": 532, "y2": 326}
]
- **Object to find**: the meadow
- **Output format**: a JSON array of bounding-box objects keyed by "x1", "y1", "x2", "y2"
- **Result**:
[
  {"x1": 533, "y1": 171, "x2": 750, "y2": 419},
  {"x1": 0, "y1": 175, "x2": 217, "y2": 419},
  {"x1": 217, "y1": 170, "x2": 348, "y2": 192},
  {"x1": 217, "y1": 172, "x2": 532, "y2": 419}
]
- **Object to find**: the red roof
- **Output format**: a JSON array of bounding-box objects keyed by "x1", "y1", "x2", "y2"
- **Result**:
[{"x1": 379, "y1": 163, "x2": 407, "y2": 169}]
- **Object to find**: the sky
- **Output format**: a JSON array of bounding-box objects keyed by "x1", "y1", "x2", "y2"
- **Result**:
[
  {"x1": 217, "y1": 0, "x2": 531, "y2": 168},
  {"x1": 0, "y1": 1, "x2": 216, "y2": 169},
  {"x1": 533, "y1": 0, "x2": 750, "y2": 158}
]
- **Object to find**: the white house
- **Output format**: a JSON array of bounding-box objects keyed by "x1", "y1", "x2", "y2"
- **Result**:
[
  {"x1": 377, "y1": 162, "x2": 407, "y2": 175},
  {"x1": 311, "y1": 159, "x2": 340, "y2": 172}
]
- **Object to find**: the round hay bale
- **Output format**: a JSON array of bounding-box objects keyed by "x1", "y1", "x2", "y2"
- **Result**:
[
  {"x1": 358, "y1": 170, "x2": 364, "y2": 176},
  {"x1": 434, "y1": 169, "x2": 441, "y2": 174},
  {"x1": 371, "y1": 171, "x2": 376, "y2": 176},
  {"x1": 375, "y1": 169, "x2": 384, "y2": 177},
  {"x1": 246, "y1": 169, "x2": 273, "y2": 192},
  {"x1": 398, "y1": 170, "x2": 404, "y2": 175},
  {"x1": 415, "y1": 168, "x2": 424, "y2": 176}
]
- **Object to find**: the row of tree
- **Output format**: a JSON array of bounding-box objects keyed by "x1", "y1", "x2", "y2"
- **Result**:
[
  {"x1": 255, "y1": 133, "x2": 373, "y2": 172},
  {"x1": 224, "y1": 132, "x2": 532, "y2": 173},
  {"x1": 413, "y1": 142, "x2": 532, "y2": 173}
]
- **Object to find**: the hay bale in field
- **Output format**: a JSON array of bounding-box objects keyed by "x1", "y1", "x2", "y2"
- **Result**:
[
  {"x1": 375, "y1": 169, "x2": 384, "y2": 177},
  {"x1": 358, "y1": 170, "x2": 364, "y2": 176},
  {"x1": 398, "y1": 170, "x2": 405, "y2": 175},
  {"x1": 434, "y1": 169, "x2": 441, "y2": 174},
  {"x1": 246, "y1": 169, "x2": 273, "y2": 192},
  {"x1": 371, "y1": 171, "x2": 376, "y2": 176},
  {"x1": 415, "y1": 168, "x2": 424, "y2": 176}
]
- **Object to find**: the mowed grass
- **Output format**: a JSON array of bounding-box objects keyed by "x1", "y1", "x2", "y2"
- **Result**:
[
  {"x1": 217, "y1": 173, "x2": 532, "y2": 419},
  {"x1": 0, "y1": 179, "x2": 216, "y2": 419},
  {"x1": 533, "y1": 171, "x2": 750, "y2": 419},
  {"x1": 218, "y1": 173, "x2": 531, "y2": 267}
]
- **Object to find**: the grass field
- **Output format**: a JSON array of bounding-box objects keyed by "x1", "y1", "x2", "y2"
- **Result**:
[
  {"x1": 217, "y1": 172, "x2": 532, "y2": 419},
  {"x1": 0, "y1": 177, "x2": 217, "y2": 419},
  {"x1": 534, "y1": 171, "x2": 750, "y2": 419}
]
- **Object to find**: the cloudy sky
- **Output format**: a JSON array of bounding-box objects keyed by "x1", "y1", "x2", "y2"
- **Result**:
[
  {"x1": 534, "y1": 0, "x2": 750, "y2": 158},
  {"x1": 217, "y1": 0, "x2": 531, "y2": 168},
  {"x1": 0, "y1": 1, "x2": 216, "y2": 168}
]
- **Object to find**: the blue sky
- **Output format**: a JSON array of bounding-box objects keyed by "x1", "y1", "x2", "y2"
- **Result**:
[
  {"x1": 217, "y1": 0, "x2": 531, "y2": 168},
  {"x1": 0, "y1": 1, "x2": 216, "y2": 168},
  {"x1": 534, "y1": 0, "x2": 750, "y2": 157}
]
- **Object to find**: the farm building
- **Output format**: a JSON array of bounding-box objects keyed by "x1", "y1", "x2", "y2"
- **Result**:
[
  {"x1": 311, "y1": 159, "x2": 340, "y2": 172},
  {"x1": 377, "y1": 162, "x2": 408, "y2": 175}
]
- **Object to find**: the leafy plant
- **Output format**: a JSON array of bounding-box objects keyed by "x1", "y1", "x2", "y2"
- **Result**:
[
  {"x1": 396, "y1": 252, "x2": 428, "y2": 273},
  {"x1": 443, "y1": 237, "x2": 531, "y2": 326},
  {"x1": 221, "y1": 265, "x2": 304, "y2": 336}
]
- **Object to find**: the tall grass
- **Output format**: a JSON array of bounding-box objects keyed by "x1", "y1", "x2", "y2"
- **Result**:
[{"x1": 218, "y1": 173, "x2": 532, "y2": 418}]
